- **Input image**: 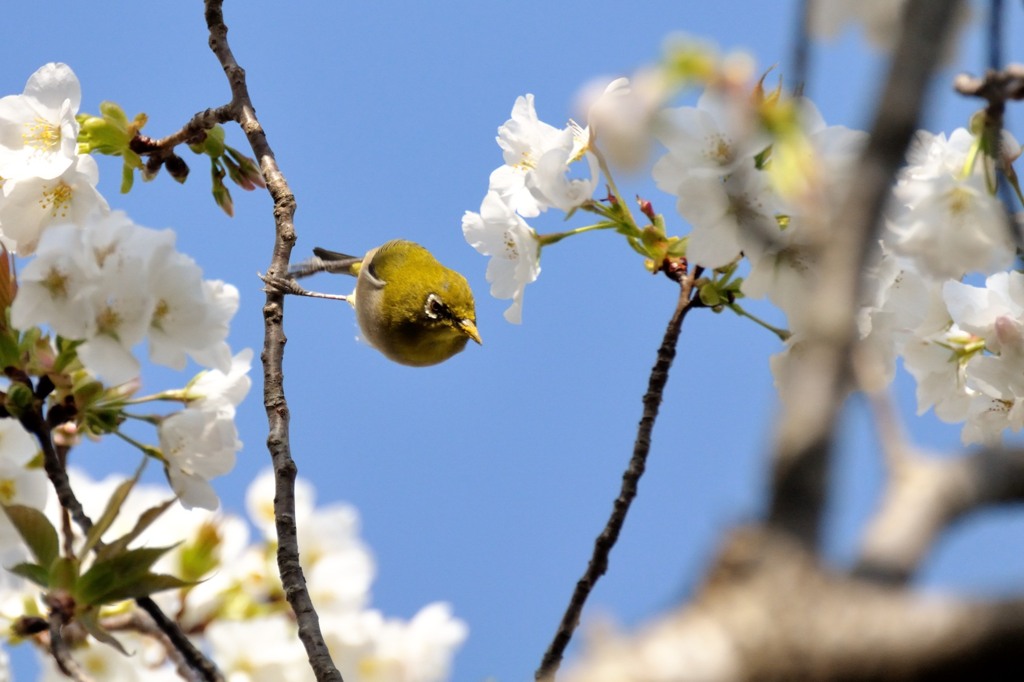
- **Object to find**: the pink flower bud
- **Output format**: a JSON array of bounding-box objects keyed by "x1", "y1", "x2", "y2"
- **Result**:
[{"x1": 994, "y1": 315, "x2": 1024, "y2": 352}]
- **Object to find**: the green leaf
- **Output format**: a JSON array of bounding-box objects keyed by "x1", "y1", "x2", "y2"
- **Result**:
[
  {"x1": 2, "y1": 505, "x2": 58, "y2": 567},
  {"x1": 0, "y1": 330, "x2": 21, "y2": 372},
  {"x1": 76, "y1": 545, "x2": 178, "y2": 606},
  {"x1": 51, "y1": 337, "x2": 83, "y2": 375},
  {"x1": 667, "y1": 236, "x2": 688, "y2": 257},
  {"x1": 82, "y1": 459, "x2": 147, "y2": 557},
  {"x1": 698, "y1": 282, "x2": 722, "y2": 307},
  {"x1": 96, "y1": 497, "x2": 175, "y2": 563},
  {"x1": 99, "y1": 572, "x2": 193, "y2": 602},
  {"x1": 77, "y1": 609, "x2": 128, "y2": 656},
  {"x1": 7, "y1": 562, "x2": 48, "y2": 588},
  {"x1": 3, "y1": 383, "x2": 34, "y2": 417},
  {"x1": 48, "y1": 557, "x2": 79, "y2": 592}
]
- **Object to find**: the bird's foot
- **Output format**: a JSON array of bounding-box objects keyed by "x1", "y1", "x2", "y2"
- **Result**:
[{"x1": 258, "y1": 272, "x2": 349, "y2": 302}]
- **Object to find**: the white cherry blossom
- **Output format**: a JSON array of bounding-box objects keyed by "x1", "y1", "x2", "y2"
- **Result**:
[
  {"x1": 462, "y1": 191, "x2": 541, "y2": 323},
  {"x1": 0, "y1": 63, "x2": 81, "y2": 181},
  {"x1": 0, "y1": 153, "x2": 108, "y2": 255},
  {"x1": 489, "y1": 94, "x2": 571, "y2": 218}
]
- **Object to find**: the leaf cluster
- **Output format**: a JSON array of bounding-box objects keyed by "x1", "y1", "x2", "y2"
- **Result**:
[{"x1": 2, "y1": 468, "x2": 188, "y2": 654}]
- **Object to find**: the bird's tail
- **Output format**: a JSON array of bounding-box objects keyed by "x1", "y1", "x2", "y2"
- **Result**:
[{"x1": 288, "y1": 248, "x2": 363, "y2": 279}]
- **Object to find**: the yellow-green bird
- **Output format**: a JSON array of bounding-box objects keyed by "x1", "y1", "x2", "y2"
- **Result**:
[{"x1": 262, "y1": 240, "x2": 481, "y2": 367}]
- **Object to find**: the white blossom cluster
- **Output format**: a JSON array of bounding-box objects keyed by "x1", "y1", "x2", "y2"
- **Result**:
[
  {"x1": 0, "y1": 63, "x2": 240, "y2": 386},
  {"x1": 0, "y1": 63, "x2": 252, "y2": 509},
  {"x1": 0, "y1": 468, "x2": 465, "y2": 682},
  {"x1": 857, "y1": 126, "x2": 1024, "y2": 446},
  {"x1": 462, "y1": 93, "x2": 600, "y2": 323},
  {"x1": 0, "y1": 64, "x2": 107, "y2": 255},
  {"x1": 159, "y1": 349, "x2": 252, "y2": 508},
  {"x1": 464, "y1": 43, "x2": 1024, "y2": 446}
]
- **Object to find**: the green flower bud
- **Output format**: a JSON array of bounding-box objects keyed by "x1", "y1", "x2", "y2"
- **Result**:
[
  {"x1": 203, "y1": 125, "x2": 227, "y2": 157},
  {"x1": 698, "y1": 281, "x2": 722, "y2": 307},
  {"x1": 226, "y1": 146, "x2": 265, "y2": 190},
  {"x1": 968, "y1": 109, "x2": 986, "y2": 137},
  {"x1": 98, "y1": 101, "x2": 130, "y2": 127}
]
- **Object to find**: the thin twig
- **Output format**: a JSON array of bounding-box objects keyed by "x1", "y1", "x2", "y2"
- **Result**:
[
  {"x1": 989, "y1": 0, "x2": 1004, "y2": 73},
  {"x1": 202, "y1": 2, "x2": 342, "y2": 681},
  {"x1": 131, "y1": 105, "x2": 236, "y2": 157},
  {"x1": 56, "y1": 444, "x2": 76, "y2": 559},
  {"x1": 953, "y1": 16, "x2": 1024, "y2": 250},
  {"x1": 854, "y1": 370, "x2": 911, "y2": 471},
  {"x1": 987, "y1": 0, "x2": 1023, "y2": 251},
  {"x1": 20, "y1": 407, "x2": 94, "y2": 536},
  {"x1": 136, "y1": 597, "x2": 221, "y2": 682},
  {"x1": 535, "y1": 263, "x2": 701, "y2": 681},
  {"x1": 791, "y1": 0, "x2": 811, "y2": 96},
  {"x1": 954, "y1": 63, "x2": 1024, "y2": 100}
]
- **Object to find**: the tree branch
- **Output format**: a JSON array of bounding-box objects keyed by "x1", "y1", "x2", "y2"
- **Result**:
[
  {"x1": 535, "y1": 262, "x2": 702, "y2": 681},
  {"x1": 854, "y1": 445, "x2": 1024, "y2": 584},
  {"x1": 202, "y1": 1, "x2": 342, "y2": 680},
  {"x1": 46, "y1": 593, "x2": 92, "y2": 682},
  {"x1": 20, "y1": 406, "x2": 95, "y2": 537},
  {"x1": 131, "y1": 105, "x2": 237, "y2": 156},
  {"x1": 766, "y1": 0, "x2": 963, "y2": 547},
  {"x1": 129, "y1": 104, "x2": 238, "y2": 180},
  {"x1": 135, "y1": 596, "x2": 222, "y2": 682},
  {"x1": 562, "y1": 526, "x2": 1024, "y2": 681}
]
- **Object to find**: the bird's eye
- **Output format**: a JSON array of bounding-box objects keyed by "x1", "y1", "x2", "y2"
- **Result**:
[{"x1": 424, "y1": 293, "x2": 445, "y2": 320}]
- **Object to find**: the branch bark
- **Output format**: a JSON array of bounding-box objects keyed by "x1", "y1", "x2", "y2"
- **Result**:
[
  {"x1": 562, "y1": 526, "x2": 1024, "y2": 681},
  {"x1": 202, "y1": 1, "x2": 342, "y2": 680},
  {"x1": 855, "y1": 445, "x2": 1024, "y2": 584},
  {"x1": 45, "y1": 592, "x2": 92, "y2": 682}
]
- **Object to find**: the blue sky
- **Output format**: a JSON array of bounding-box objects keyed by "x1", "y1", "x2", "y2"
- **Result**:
[{"x1": 3, "y1": 1, "x2": 1023, "y2": 680}]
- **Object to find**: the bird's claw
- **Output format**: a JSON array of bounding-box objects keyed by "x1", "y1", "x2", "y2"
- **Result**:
[
  {"x1": 257, "y1": 271, "x2": 349, "y2": 302},
  {"x1": 258, "y1": 271, "x2": 301, "y2": 295}
]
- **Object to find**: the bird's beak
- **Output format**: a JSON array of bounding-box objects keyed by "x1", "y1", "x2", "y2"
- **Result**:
[{"x1": 459, "y1": 319, "x2": 482, "y2": 345}]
